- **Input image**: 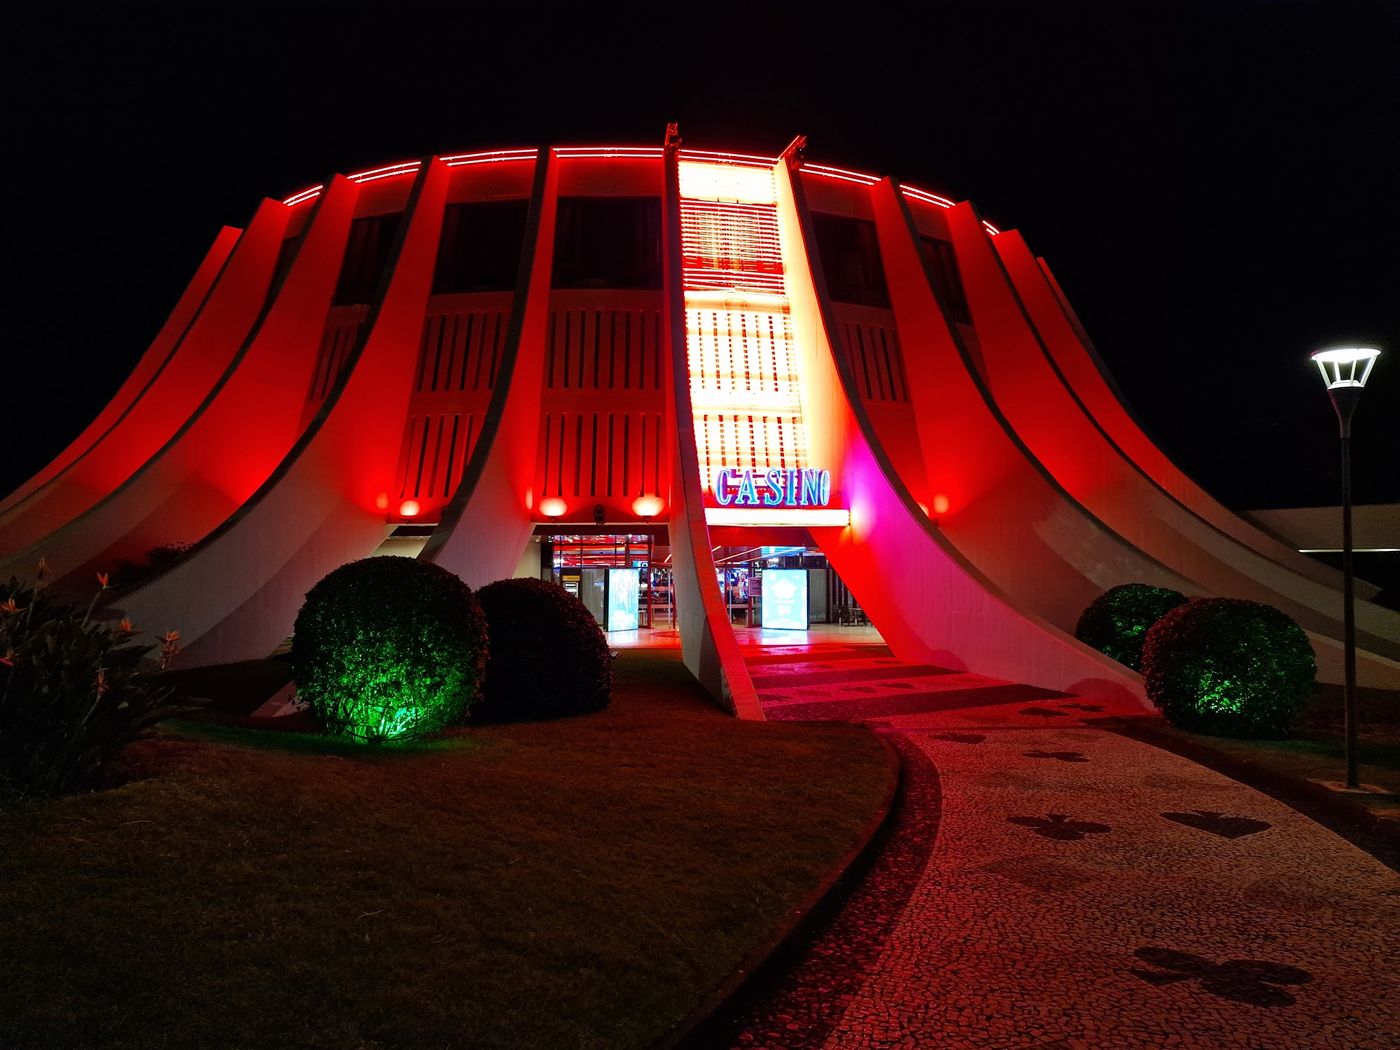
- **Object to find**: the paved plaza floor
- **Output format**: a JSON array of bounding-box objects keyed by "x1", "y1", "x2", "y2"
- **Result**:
[{"x1": 727, "y1": 642, "x2": 1400, "y2": 1049}]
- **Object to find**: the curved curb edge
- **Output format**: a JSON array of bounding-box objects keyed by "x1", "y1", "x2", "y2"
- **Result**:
[{"x1": 654, "y1": 727, "x2": 905, "y2": 1050}]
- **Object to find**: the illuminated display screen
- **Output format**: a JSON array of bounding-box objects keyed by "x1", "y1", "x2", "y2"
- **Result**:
[
  {"x1": 607, "y1": 569, "x2": 640, "y2": 632},
  {"x1": 762, "y1": 569, "x2": 808, "y2": 630}
]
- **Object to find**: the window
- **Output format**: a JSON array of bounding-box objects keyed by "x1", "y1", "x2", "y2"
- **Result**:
[
  {"x1": 333, "y1": 213, "x2": 401, "y2": 306},
  {"x1": 919, "y1": 236, "x2": 971, "y2": 325},
  {"x1": 552, "y1": 197, "x2": 663, "y2": 290},
  {"x1": 432, "y1": 199, "x2": 530, "y2": 294},
  {"x1": 811, "y1": 212, "x2": 890, "y2": 308}
]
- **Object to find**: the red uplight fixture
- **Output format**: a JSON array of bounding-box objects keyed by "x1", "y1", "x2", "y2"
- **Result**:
[
  {"x1": 632, "y1": 495, "x2": 664, "y2": 518},
  {"x1": 398, "y1": 499, "x2": 421, "y2": 518},
  {"x1": 539, "y1": 497, "x2": 567, "y2": 518},
  {"x1": 932, "y1": 493, "x2": 951, "y2": 516}
]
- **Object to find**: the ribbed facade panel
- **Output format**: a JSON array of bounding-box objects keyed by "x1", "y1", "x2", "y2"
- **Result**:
[
  {"x1": 536, "y1": 410, "x2": 666, "y2": 500},
  {"x1": 544, "y1": 307, "x2": 665, "y2": 392}
]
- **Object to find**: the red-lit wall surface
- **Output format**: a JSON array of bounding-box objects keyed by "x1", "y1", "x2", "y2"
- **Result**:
[{"x1": 4, "y1": 141, "x2": 1395, "y2": 700}]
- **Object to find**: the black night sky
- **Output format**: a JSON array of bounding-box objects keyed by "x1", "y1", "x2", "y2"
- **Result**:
[{"x1": 5, "y1": 1, "x2": 1397, "y2": 510}]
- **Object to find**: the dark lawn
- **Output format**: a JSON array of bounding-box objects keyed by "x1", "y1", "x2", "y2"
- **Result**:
[{"x1": 0, "y1": 650, "x2": 892, "y2": 1050}]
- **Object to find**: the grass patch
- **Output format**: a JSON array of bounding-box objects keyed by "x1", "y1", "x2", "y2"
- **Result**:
[
  {"x1": 0, "y1": 650, "x2": 891, "y2": 1050},
  {"x1": 1142, "y1": 683, "x2": 1400, "y2": 820}
]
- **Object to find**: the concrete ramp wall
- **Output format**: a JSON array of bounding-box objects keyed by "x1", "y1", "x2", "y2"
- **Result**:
[
  {"x1": 0, "y1": 226, "x2": 242, "y2": 516},
  {"x1": 117, "y1": 160, "x2": 451, "y2": 666},
  {"x1": 868, "y1": 179, "x2": 1199, "y2": 632},
  {"x1": 2, "y1": 178, "x2": 358, "y2": 587},
  {"x1": 662, "y1": 140, "x2": 760, "y2": 718},
  {"x1": 0, "y1": 203, "x2": 289, "y2": 556},
  {"x1": 419, "y1": 151, "x2": 552, "y2": 590},
  {"x1": 1002, "y1": 233, "x2": 1359, "y2": 595},
  {"x1": 780, "y1": 161, "x2": 1147, "y2": 706},
  {"x1": 947, "y1": 205, "x2": 1400, "y2": 685}
]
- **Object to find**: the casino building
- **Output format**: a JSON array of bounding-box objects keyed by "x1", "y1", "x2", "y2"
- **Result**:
[{"x1": 3, "y1": 129, "x2": 1397, "y2": 716}]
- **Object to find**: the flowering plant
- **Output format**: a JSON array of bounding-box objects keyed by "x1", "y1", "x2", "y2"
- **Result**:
[{"x1": 0, "y1": 567, "x2": 193, "y2": 797}]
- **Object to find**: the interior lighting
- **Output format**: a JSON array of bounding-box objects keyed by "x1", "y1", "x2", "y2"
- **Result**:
[
  {"x1": 678, "y1": 160, "x2": 777, "y2": 205},
  {"x1": 678, "y1": 149, "x2": 779, "y2": 168}
]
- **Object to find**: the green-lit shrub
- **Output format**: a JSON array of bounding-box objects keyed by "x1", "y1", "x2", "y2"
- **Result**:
[
  {"x1": 0, "y1": 574, "x2": 189, "y2": 797},
  {"x1": 1075, "y1": 583, "x2": 1190, "y2": 671},
  {"x1": 291, "y1": 558, "x2": 487, "y2": 743},
  {"x1": 474, "y1": 578, "x2": 612, "y2": 721},
  {"x1": 1141, "y1": 597, "x2": 1315, "y2": 737}
]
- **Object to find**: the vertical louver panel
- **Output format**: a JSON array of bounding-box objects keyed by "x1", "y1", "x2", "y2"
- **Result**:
[
  {"x1": 838, "y1": 320, "x2": 908, "y2": 403},
  {"x1": 305, "y1": 308, "x2": 368, "y2": 406},
  {"x1": 394, "y1": 412, "x2": 480, "y2": 500},
  {"x1": 389, "y1": 300, "x2": 511, "y2": 515},
  {"x1": 414, "y1": 308, "x2": 507, "y2": 393},
  {"x1": 536, "y1": 411, "x2": 667, "y2": 499},
  {"x1": 545, "y1": 308, "x2": 664, "y2": 390}
]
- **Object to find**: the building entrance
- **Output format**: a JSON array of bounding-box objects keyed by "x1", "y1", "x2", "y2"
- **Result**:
[
  {"x1": 531, "y1": 528, "x2": 880, "y2": 647},
  {"x1": 537, "y1": 529, "x2": 673, "y2": 634},
  {"x1": 713, "y1": 543, "x2": 875, "y2": 634}
]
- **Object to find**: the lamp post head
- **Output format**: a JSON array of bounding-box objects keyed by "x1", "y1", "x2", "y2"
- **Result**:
[{"x1": 1312, "y1": 346, "x2": 1380, "y2": 435}]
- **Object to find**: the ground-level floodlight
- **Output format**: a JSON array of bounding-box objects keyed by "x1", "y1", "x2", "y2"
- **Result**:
[{"x1": 1310, "y1": 345, "x2": 1381, "y2": 788}]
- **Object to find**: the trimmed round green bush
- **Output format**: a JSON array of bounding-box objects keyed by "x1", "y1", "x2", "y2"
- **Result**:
[
  {"x1": 1075, "y1": 583, "x2": 1190, "y2": 671},
  {"x1": 473, "y1": 578, "x2": 612, "y2": 721},
  {"x1": 291, "y1": 557, "x2": 487, "y2": 743},
  {"x1": 1141, "y1": 597, "x2": 1315, "y2": 737}
]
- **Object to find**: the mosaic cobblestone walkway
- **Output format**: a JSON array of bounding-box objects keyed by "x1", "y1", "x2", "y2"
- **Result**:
[{"x1": 728, "y1": 642, "x2": 1400, "y2": 1049}]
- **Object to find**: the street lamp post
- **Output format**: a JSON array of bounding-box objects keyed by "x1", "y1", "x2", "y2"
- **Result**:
[{"x1": 1310, "y1": 345, "x2": 1381, "y2": 789}]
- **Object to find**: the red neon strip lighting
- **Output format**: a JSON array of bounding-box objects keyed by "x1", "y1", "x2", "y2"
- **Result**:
[
  {"x1": 555, "y1": 146, "x2": 664, "y2": 158},
  {"x1": 442, "y1": 149, "x2": 537, "y2": 167},
  {"x1": 283, "y1": 185, "x2": 324, "y2": 207},
  {"x1": 278, "y1": 145, "x2": 998, "y2": 233},
  {"x1": 803, "y1": 163, "x2": 881, "y2": 186},
  {"x1": 352, "y1": 161, "x2": 422, "y2": 180},
  {"x1": 901, "y1": 184, "x2": 1000, "y2": 235},
  {"x1": 901, "y1": 185, "x2": 954, "y2": 209},
  {"x1": 282, "y1": 150, "x2": 537, "y2": 206}
]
